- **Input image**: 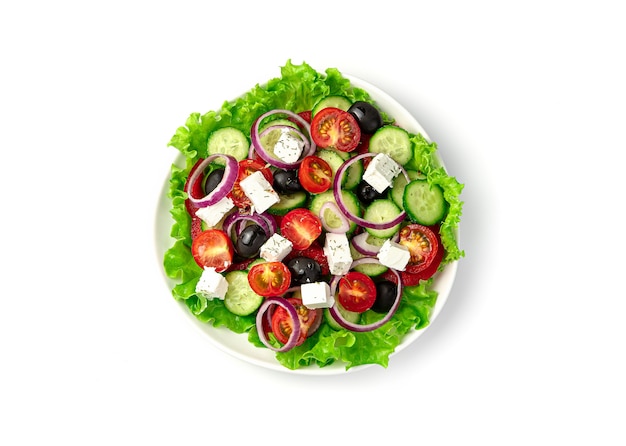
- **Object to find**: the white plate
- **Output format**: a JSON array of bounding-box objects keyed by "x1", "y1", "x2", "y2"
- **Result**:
[{"x1": 154, "y1": 74, "x2": 459, "y2": 375}]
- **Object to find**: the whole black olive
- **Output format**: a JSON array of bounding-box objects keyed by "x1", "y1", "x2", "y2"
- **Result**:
[
  {"x1": 371, "y1": 281, "x2": 398, "y2": 313},
  {"x1": 356, "y1": 180, "x2": 387, "y2": 206},
  {"x1": 204, "y1": 168, "x2": 225, "y2": 195},
  {"x1": 235, "y1": 224, "x2": 268, "y2": 258},
  {"x1": 287, "y1": 256, "x2": 322, "y2": 285},
  {"x1": 348, "y1": 101, "x2": 383, "y2": 134},
  {"x1": 273, "y1": 169, "x2": 303, "y2": 194}
]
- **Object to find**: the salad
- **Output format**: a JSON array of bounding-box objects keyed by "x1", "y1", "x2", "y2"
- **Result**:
[{"x1": 163, "y1": 60, "x2": 464, "y2": 371}]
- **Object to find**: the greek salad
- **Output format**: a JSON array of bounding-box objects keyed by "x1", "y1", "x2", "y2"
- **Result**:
[{"x1": 163, "y1": 60, "x2": 464, "y2": 370}]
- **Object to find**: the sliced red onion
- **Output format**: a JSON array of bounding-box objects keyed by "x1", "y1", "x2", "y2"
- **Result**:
[
  {"x1": 250, "y1": 110, "x2": 316, "y2": 169},
  {"x1": 351, "y1": 232, "x2": 384, "y2": 256},
  {"x1": 333, "y1": 153, "x2": 410, "y2": 229},
  {"x1": 328, "y1": 258, "x2": 403, "y2": 332},
  {"x1": 258, "y1": 212, "x2": 278, "y2": 235},
  {"x1": 319, "y1": 201, "x2": 350, "y2": 233},
  {"x1": 256, "y1": 297, "x2": 301, "y2": 352},
  {"x1": 187, "y1": 154, "x2": 238, "y2": 208},
  {"x1": 222, "y1": 211, "x2": 272, "y2": 240}
]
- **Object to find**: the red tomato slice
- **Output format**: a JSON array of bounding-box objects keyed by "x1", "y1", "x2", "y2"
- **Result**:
[
  {"x1": 280, "y1": 208, "x2": 322, "y2": 250},
  {"x1": 247, "y1": 262, "x2": 292, "y2": 297},
  {"x1": 271, "y1": 297, "x2": 319, "y2": 346},
  {"x1": 298, "y1": 155, "x2": 332, "y2": 193},
  {"x1": 338, "y1": 271, "x2": 377, "y2": 313},
  {"x1": 310, "y1": 107, "x2": 361, "y2": 152},
  {"x1": 398, "y1": 224, "x2": 440, "y2": 274},
  {"x1": 229, "y1": 159, "x2": 273, "y2": 208},
  {"x1": 191, "y1": 229, "x2": 234, "y2": 272}
]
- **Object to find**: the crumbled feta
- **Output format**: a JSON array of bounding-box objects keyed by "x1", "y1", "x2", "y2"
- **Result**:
[
  {"x1": 239, "y1": 170, "x2": 280, "y2": 214},
  {"x1": 323, "y1": 233, "x2": 353, "y2": 276},
  {"x1": 195, "y1": 267, "x2": 229, "y2": 300},
  {"x1": 273, "y1": 128, "x2": 304, "y2": 164},
  {"x1": 362, "y1": 153, "x2": 401, "y2": 193},
  {"x1": 195, "y1": 196, "x2": 235, "y2": 228},
  {"x1": 260, "y1": 233, "x2": 293, "y2": 262},
  {"x1": 301, "y1": 281, "x2": 334, "y2": 309},
  {"x1": 377, "y1": 239, "x2": 411, "y2": 271}
]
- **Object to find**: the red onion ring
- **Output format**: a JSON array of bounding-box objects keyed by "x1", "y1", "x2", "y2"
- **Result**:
[
  {"x1": 333, "y1": 153, "x2": 409, "y2": 229},
  {"x1": 250, "y1": 110, "x2": 316, "y2": 169},
  {"x1": 319, "y1": 201, "x2": 351, "y2": 233},
  {"x1": 351, "y1": 232, "x2": 383, "y2": 256},
  {"x1": 256, "y1": 297, "x2": 301, "y2": 352},
  {"x1": 328, "y1": 257, "x2": 403, "y2": 332},
  {"x1": 186, "y1": 154, "x2": 239, "y2": 208},
  {"x1": 222, "y1": 211, "x2": 272, "y2": 240}
]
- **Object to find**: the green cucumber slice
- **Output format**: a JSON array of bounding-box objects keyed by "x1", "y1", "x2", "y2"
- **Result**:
[
  {"x1": 312, "y1": 95, "x2": 353, "y2": 117},
  {"x1": 223, "y1": 270, "x2": 263, "y2": 316},
  {"x1": 268, "y1": 191, "x2": 308, "y2": 216},
  {"x1": 206, "y1": 127, "x2": 249, "y2": 161},
  {"x1": 363, "y1": 199, "x2": 403, "y2": 238},
  {"x1": 369, "y1": 125, "x2": 412, "y2": 165},
  {"x1": 403, "y1": 179, "x2": 447, "y2": 226}
]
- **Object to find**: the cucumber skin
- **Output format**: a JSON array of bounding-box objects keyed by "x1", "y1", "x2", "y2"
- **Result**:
[{"x1": 402, "y1": 180, "x2": 448, "y2": 226}]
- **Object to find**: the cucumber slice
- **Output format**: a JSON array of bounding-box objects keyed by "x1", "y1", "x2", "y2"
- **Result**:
[
  {"x1": 268, "y1": 191, "x2": 308, "y2": 216},
  {"x1": 342, "y1": 155, "x2": 364, "y2": 190},
  {"x1": 310, "y1": 189, "x2": 361, "y2": 234},
  {"x1": 363, "y1": 199, "x2": 403, "y2": 238},
  {"x1": 369, "y1": 125, "x2": 412, "y2": 165},
  {"x1": 223, "y1": 270, "x2": 263, "y2": 316},
  {"x1": 390, "y1": 169, "x2": 422, "y2": 208},
  {"x1": 316, "y1": 149, "x2": 346, "y2": 187},
  {"x1": 349, "y1": 244, "x2": 388, "y2": 277},
  {"x1": 403, "y1": 179, "x2": 447, "y2": 226},
  {"x1": 312, "y1": 95, "x2": 353, "y2": 117},
  {"x1": 206, "y1": 127, "x2": 249, "y2": 161},
  {"x1": 324, "y1": 305, "x2": 361, "y2": 330},
  {"x1": 259, "y1": 118, "x2": 299, "y2": 132}
]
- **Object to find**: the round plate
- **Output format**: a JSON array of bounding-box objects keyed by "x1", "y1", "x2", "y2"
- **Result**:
[{"x1": 154, "y1": 74, "x2": 459, "y2": 375}]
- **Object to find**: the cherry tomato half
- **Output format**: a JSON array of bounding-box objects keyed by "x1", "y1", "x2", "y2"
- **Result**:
[
  {"x1": 191, "y1": 229, "x2": 234, "y2": 272},
  {"x1": 310, "y1": 107, "x2": 361, "y2": 152},
  {"x1": 229, "y1": 159, "x2": 273, "y2": 208},
  {"x1": 271, "y1": 297, "x2": 319, "y2": 346},
  {"x1": 280, "y1": 208, "x2": 322, "y2": 250},
  {"x1": 247, "y1": 262, "x2": 292, "y2": 297},
  {"x1": 398, "y1": 224, "x2": 440, "y2": 274},
  {"x1": 338, "y1": 271, "x2": 377, "y2": 313},
  {"x1": 298, "y1": 155, "x2": 332, "y2": 193}
]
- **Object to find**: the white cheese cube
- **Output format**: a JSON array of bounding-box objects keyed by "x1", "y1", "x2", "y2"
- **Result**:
[
  {"x1": 195, "y1": 196, "x2": 235, "y2": 228},
  {"x1": 362, "y1": 153, "x2": 401, "y2": 193},
  {"x1": 195, "y1": 267, "x2": 229, "y2": 300},
  {"x1": 323, "y1": 233, "x2": 353, "y2": 276},
  {"x1": 259, "y1": 233, "x2": 293, "y2": 262},
  {"x1": 301, "y1": 281, "x2": 334, "y2": 309},
  {"x1": 273, "y1": 128, "x2": 304, "y2": 164},
  {"x1": 377, "y1": 239, "x2": 411, "y2": 271},
  {"x1": 239, "y1": 170, "x2": 280, "y2": 214}
]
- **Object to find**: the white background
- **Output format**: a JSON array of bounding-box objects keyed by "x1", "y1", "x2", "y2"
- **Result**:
[{"x1": 2, "y1": 1, "x2": 624, "y2": 444}]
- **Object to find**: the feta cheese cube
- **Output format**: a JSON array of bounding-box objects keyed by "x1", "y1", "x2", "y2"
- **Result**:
[
  {"x1": 323, "y1": 233, "x2": 353, "y2": 276},
  {"x1": 259, "y1": 233, "x2": 293, "y2": 262},
  {"x1": 195, "y1": 196, "x2": 235, "y2": 228},
  {"x1": 377, "y1": 239, "x2": 411, "y2": 271},
  {"x1": 301, "y1": 281, "x2": 334, "y2": 309},
  {"x1": 195, "y1": 267, "x2": 229, "y2": 300},
  {"x1": 362, "y1": 153, "x2": 401, "y2": 193},
  {"x1": 273, "y1": 128, "x2": 304, "y2": 164},
  {"x1": 239, "y1": 170, "x2": 280, "y2": 214}
]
